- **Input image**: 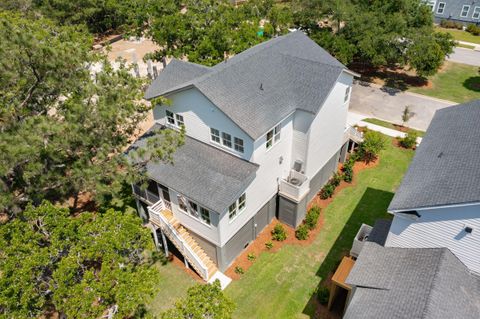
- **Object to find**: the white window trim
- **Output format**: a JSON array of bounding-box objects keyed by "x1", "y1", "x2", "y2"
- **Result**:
[
  {"x1": 228, "y1": 193, "x2": 247, "y2": 222},
  {"x1": 266, "y1": 124, "x2": 281, "y2": 150},
  {"x1": 210, "y1": 128, "x2": 221, "y2": 143},
  {"x1": 177, "y1": 196, "x2": 212, "y2": 227},
  {"x1": 344, "y1": 86, "x2": 351, "y2": 103},
  {"x1": 209, "y1": 127, "x2": 245, "y2": 155},
  {"x1": 473, "y1": 6, "x2": 480, "y2": 19},
  {"x1": 234, "y1": 137, "x2": 244, "y2": 153},
  {"x1": 437, "y1": 2, "x2": 446, "y2": 14},
  {"x1": 165, "y1": 110, "x2": 184, "y2": 128},
  {"x1": 461, "y1": 5, "x2": 470, "y2": 18}
]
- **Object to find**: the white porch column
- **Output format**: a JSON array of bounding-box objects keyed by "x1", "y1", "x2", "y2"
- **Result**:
[
  {"x1": 160, "y1": 228, "x2": 169, "y2": 257},
  {"x1": 150, "y1": 224, "x2": 160, "y2": 251}
]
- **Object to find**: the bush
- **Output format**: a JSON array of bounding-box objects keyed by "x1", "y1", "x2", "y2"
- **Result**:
[
  {"x1": 467, "y1": 24, "x2": 480, "y2": 36},
  {"x1": 358, "y1": 131, "x2": 387, "y2": 163},
  {"x1": 342, "y1": 158, "x2": 354, "y2": 183},
  {"x1": 317, "y1": 286, "x2": 330, "y2": 304},
  {"x1": 319, "y1": 183, "x2": 335, "y2": 200},
  {"x1": 305, "y1": 206, "x2": 321, "y2": 230},
  {"x1": 295, "y1": 224, "x2": 309, "y2": 240},
  {"x1": 440, "y1": 19, "x2": 463, "y2": 30},
  {"x1": 247, "y1": 253, "x2": 256, "y2": 261},
  {"x1": 271, "y1": 223, "x2": 287, "y2": 241},
  {"x1": 234, "y1": 266, "x2": 244, "y2": 274},
  {"x1": 399, "y1": 132, "x2": 418, "y2": 149},
  {"x1": 331, "y1": 172, "x2": 342, "y2": 187},
  {"x1": 265, "y1": 241, "x2": 273, "y2": 250}
]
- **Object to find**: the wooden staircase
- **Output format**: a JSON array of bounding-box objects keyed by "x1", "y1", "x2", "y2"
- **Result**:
[{"x1": 150, "y1": 204, "x2": 217, "y2": 281}]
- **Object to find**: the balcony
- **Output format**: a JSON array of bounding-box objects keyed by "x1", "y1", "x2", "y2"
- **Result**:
[
  {"x1": 343, "y1": 125, "x2": 364, "y2": 144},
  {"x1": 132, "y1": 184, "x2": 160, "y2": 204},
  {"x1": 279, "y1": 169, "x2": 310, "y2": 201}
]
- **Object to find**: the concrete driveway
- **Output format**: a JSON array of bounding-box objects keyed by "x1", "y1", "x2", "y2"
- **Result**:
[
  {"x1": 447, "y1": 47, "x2": 480, "y2": 67},
  {"x1": 350, "y1": 82, "x2": 456, "y2": 131}
]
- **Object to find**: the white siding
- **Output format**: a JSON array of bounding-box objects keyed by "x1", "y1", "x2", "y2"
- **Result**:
[
  {"x1": 153, "y1": 88, "x2": 254, "y2": 160},
  {"x1": 386, "y1": 204, "x2": 480, "y2": 275},
  {"x1": 304, "y1": 72, "x2": 352, "y2": 179},
  {"x1": 291, "y1": 111, "x2": 314, "y2": 170},
  {"x1": 217, "y1": 113, "x2": 295, "y2": 245}
]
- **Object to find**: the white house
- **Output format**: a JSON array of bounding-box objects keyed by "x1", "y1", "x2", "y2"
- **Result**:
[
  {"x1": 129, "y1": 31, "x2": 360, "y2": 281},
  {"x1": 385, "y1": 100, "x2": 480, "y2": 275}
]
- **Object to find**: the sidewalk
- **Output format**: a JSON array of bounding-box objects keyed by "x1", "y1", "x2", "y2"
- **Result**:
[
  {"x1": 457, "y1": 40, "x2": 480, "y2": 51},
  {"x1": 347, "y1": 112, "x2": 422, "y2": 144}
]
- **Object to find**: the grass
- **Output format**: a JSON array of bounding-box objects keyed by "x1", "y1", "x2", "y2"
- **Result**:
[
  {"x1": 225, "y1": 139, "x2": 414, "y2": 318},
  {"x1": 436, "y1": 26, "x2": 480, "y2": 45},
  {"x1": 362, "y1": 118, "x2": 426, "y2": 137},
  {"x1": 409, "y1": 61, "x2": 480, "y2": 103},
  {"x1": 457, "y1": 43, "x2": 476, "y2": 49}
]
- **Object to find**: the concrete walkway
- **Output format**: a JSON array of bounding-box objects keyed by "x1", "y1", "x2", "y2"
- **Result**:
[
  {"x1": 457, "y1": 40, "x2": 480, "y2": 51},
  {"x1": 208, "y1": 271, "x2": 232, "y2": 290},
  {"x1": 448, "y1": 46, "x2": 480, "y2": 66}
]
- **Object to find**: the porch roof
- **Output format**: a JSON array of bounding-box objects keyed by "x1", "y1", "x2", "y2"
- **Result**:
[{"x1": 128, "y1": 124, "x2": 259, "y2": 213}]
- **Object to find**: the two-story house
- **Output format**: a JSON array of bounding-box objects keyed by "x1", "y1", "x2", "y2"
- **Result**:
[
  {"x1": 129, "y1": 31, "x2": 360, "y2": 282},
  {"x1": 427, "y1": 0, "x2": 480, "y2": 25}
]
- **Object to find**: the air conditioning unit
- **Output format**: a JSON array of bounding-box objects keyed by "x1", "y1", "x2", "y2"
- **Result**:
[{"x1": 350, "y1": 224, "x2": 373, "y2": 258}]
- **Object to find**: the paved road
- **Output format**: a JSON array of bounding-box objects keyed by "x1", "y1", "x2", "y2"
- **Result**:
[
  {"x1": 350, "y1": 82, "x2": 456, "y2": 131},
  {"x1": 447, "y1": 47, "x2": 480, "y2": 66}
]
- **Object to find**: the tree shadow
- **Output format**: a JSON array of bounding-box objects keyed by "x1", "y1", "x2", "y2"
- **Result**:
[
  {"x1": 463, "y1": 76, "x2": 480, "y2": 92},
  {"x1": 302, "y1": 187, "x2": 394, "y2": 319}
]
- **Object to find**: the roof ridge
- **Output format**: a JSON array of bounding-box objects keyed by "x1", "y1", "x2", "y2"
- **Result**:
[
  {"x1": 421, "y1": 249, "x2": 447, "y2": 319},
  {"x1": 171, "y1": 58, "x2": 212, "y2": 70},
  {"x1": 279, "y1": 51, "x2": 345, "y2": 69}
]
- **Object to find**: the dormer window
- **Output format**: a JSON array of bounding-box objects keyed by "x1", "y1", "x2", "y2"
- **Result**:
[
  {"x1": 234, "y1": 137, "x2": 244, "y2": 153},
  {"x1": 211, "y1": 128, "x2": 220, "y2": 143},
  {"x1": 222, "y1": 132, "x2": 232, "y2": 148},
  {"x1": 166, "y1": 110, "x2": 184, "y2": 128}
]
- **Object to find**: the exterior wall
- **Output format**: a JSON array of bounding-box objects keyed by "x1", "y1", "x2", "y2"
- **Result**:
[
  {"x1": 216, "y1": 113, "x2": 295, "y2": 246},
  {"x1": 189, "y1": 229, "x2": 218, "y2": 263},
  {"x1": 153, "y1": 88, "x2": 254, "y2": 160},
  {"x1": 304, "y1": 72, "x2": 352, "y2": 180},
  {"x1": 307, "y1": 148, "x2": 341, "y2": 203},
  {"x1": 431, "y1": 0, "x2": 480, "y2": 24},
  {"x1": 386, "y1": 204, "x2": 480, "y2": 275},
  {"x1": 290, "y1": 110, "x2": 314, "y2": 170}
]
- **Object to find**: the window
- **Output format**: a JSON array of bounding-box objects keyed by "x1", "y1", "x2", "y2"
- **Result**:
[
  {"x1": 473, "y1": 7, "x2": 480, "y2": 19},
  {"x1": 344, "y1": 86, "x2": 351, "y2": 103},
  {"x1": 426, "y1": 0, "x2": 436, "y2": 11},
  {"x1": 166, "y1": 110, "x2": 175, "y2": 125},
  {"x1": 437, "y1": 2, "x2": 445, "y2": 14},
  {"x1": 266, "y1": 124, "x2": 281, "y2": 149},
  {"x1": 175, "y1": 114, "x2": 184, "y2": 126},
  {"x1": 461, "y1": 5, "x2": 470, "y2": 17},
  {"x1": 188, "y1": 200, "x2": 199, "y2": 218},
  {"x1": 200, "y1": 207, "x2": 211, "y2": 225},
  {"x1": 234, "y1": 137, "x2": 244, "y2": 153},
  {"x1": 211, "y1": 128, "x2": 220, "y2": 143},
  {"x1": 177, "y1": 195, "x2": 188, "y2": 212},
  {"x1": 229, "y1": 193, "x2": 246, "y2": 220},
  {"x1": 222, "y1": 132, "x2": 232, "y2": 148}
]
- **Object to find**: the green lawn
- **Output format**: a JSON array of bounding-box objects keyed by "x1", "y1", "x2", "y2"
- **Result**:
[
  {"x1": 225, "y1": 140, "x2": 414, "y2": 318},
  {"x1": 436, "y1": 27, "x2": 480, "y2": 45},
  {"x1": 409, "y1": 61, "x2": 480, "y2": 103},
  {"x1": 362, "y1": 118, "x2": 425, "y2": 137}
]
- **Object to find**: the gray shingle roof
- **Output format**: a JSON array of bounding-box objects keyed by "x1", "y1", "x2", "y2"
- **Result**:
[
  {"x1": 128, "y1": 124, "x2": 258, "y2": 213},
  {"x1": 345, "y1": 243, "x2": 480, "y2": 319},
  {"x1": 366, "y1": 219, "x2": 392, "y2": 246},
  {"x1": 144, "y1": 31, "x2": 349, "y2": 139},
  {"x1": 388, "y1": 100, "x2": 480, "y2": 212}
]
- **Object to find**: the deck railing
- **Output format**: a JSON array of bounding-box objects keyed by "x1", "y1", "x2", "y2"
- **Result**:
[
  {"x1": 279, "y1": 170, "x2": 310, "y2": 201},
  {"x1": 148, "y1": 199, "x2": 209, "y2": 280},
  {"x1": 132, "y1": 185, "x2": 160, "y2": 204}
]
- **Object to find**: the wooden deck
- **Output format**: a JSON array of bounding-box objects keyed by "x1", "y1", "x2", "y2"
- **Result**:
[{"x1": 328, "y1": 256, "x2": 355, "y2": 312}]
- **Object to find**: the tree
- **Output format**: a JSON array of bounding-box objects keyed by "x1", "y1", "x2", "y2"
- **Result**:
[
  {"x1": 300, "y1": 0, "x2": 455, "y2": 76},
  {"x1": 0, "y1": 13, "x2": 184, "y2": 214},
  {"x1": 161, "y1": 281, "x2": 235, "y2": 319},
  {"x1": 401, "y1": 105, "x2": 414, "y2": 126},
  {"x1": 358, "y1": 130, "x2": 387, "y2": 163},
  {"x1": 0, "y1": 201, "x2": 160, "y2": 318}
]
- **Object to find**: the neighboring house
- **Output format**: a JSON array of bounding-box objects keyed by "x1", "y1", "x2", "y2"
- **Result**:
[
  {"x1": 128, "y1": 31, "x2": 361, "y2": 281},
  {"x1": 385, "y1": 100, "x2": 480, "y2": 275},
  {"x1": 427, "y1": 0, "x2": 480, "y2": 25},
  {"x1": 345, "y1": 242, "x2": 480, "y2": 319}
]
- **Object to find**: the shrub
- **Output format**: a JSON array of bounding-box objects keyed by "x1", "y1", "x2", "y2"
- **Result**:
[
  {"x1": 319, "y1": 183, "x2": 335, "y2": 200},
  {"x1": 295, "y1": 224, "x2": 309, "y2": 240},
  {"x1": 467, "y1": 24, "x2": 480, "y2": 36},
  {"x1": 440, "y1": 19, "x2": 463, "y2": 30},
  {"x1": 317, "y1": 286, "x2": 330, "y2": 304},
  {"x1": 342, "y1": 159, "x2": 354, "y2": 183},
  {"x1": 399, "y1": 132, "x2": 418, "y2": 149},
  {"x1": 271, "y1": 223, "x2": 287, "y2": 241},
  {"x1": 247, "y1": 253, "x2": 256, "y2": 261},
  {"x1": 331, "y1": 172, "x2": 342, "y2": 187},
  {"x1": 305, "y1": 206, "x2": 321, "y2": 230},
  {"x1": 358, "y1": 131, "x2": 387, "y2": 163},
  {"x1": 234, "y1": 266, "x2": 244, "y2": 274},
  {"x1": 265, "y1": 241, "x2": 273, "y2": 250}
]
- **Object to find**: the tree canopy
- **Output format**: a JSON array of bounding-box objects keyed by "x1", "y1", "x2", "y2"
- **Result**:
[
  {"x1": 300, "y1": 0, "x2": 454, "y2": 77},
  {"x1": 0, "y1": 201, "x2": 159, "y2": 318},
  {"x1": 0, "y1": 13, "x2": 183, "y2": 214}
]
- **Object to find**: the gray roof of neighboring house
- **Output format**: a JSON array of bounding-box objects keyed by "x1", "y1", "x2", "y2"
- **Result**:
[
  {"x1": 388, "y1": 100, "x2": 480, "y2": 212},
  {"x1": 345, "y1": 243, "x2": 480, "y2": 319},
  {"x1": 144, "y1": 31, "x2": 350, "y2": 139},
  {"x1": 128, "y1": 124, "x2": 258, "y2": 213},
  {"x1": 433, "y1": 0, "x2": 480, "y2": 24},
  {"x1": 366, "y1": 219, "x2": 392, "y2": 246}
]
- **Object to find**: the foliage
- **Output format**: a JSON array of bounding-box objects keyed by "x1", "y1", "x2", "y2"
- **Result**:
[
  {"x1": 342, "y1": 157, "x2": 355, "y2": 183},
  {"x1": 399, "y1": 132, "x2": 418, "y2": 149},
  {"x1": 271, "y1": 223, "x2": 287, "y2": 241},
  {"x1": 467, "y1": 24, "x2": 480, "y2": 36},
  {"x1": 295, "y1": 224, "x2": 309, "y2": 240},
  {"x1": 305, "y1": 206, "x2": 321, "y2": 230},
  {"x1": 265, "y1": 241, "x2": 274, "y2": 250},
  {"x1": 234, "y1": 266, "x2": 245, "y2": 275},
  {"x1": 144, "y1": 0, "x2": 293, "y2": 66},
  {"x1": 358, "y1": 131, "x2": 387, "y2": 163},
  {"x1": 0, "y1": 201, "x2": 159, "y2": 318},
  {"x1": 331, "y1": 172, "x2": 342, "y2": 187},
  {"x1": 317, "y1": 286, "x2": 330, "y2": 305},
  {"x1": 161, "y1": 280, "x2": 235, "y2": 319},
  {"x1": 440, "y1": 19, "x2": 464, "y2": 30},
  {"x1": 402, "y1": 105, "x2": 414, "y2": 125},
  {"x1": 0, "y1": 13, "x2": 184, "y2": 214},
  {"x1": 247, "y1": 253, "x2": 256, "y2": 261},
  {"x1": 319, "y1": 183, "x2": 335, "y2": 200},
  {"x1": 301, "y1": 0, "x2": 455, "y2": 76}
]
